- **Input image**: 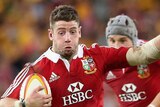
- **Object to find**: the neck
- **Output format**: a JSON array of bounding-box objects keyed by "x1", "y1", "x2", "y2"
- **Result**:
[
  {"x1": 61, "y1": 55, "x2": 72, "y2": 62},
  {"x1": 51, "y1": 47, "x2": 78, "y2": 62}
]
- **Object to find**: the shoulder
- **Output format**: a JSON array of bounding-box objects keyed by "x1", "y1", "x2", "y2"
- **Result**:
[
  {"x1": 81, "y1": 43, "x2": 110, "y2": 53},
  {"x1": 30, "y1": 48, "x2": 57, "y2": 73}
]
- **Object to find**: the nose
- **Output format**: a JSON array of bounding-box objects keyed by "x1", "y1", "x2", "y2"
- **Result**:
[
  {"x1": 113, "y1": 42, "x2": 121, "y2": 49},
  {"x1": 65, "y1": 33, "x2": 71, "y2": 43}
]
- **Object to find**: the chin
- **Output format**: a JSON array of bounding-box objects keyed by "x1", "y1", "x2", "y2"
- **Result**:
[
  {"x1": 65, "y1": 50, "x2": 74, "y2": 56},
  {"x1": 62, "y1": 50, "x2": 74, "y2": 59}
]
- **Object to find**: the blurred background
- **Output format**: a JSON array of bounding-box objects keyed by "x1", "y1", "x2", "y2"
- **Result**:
[{"x1": 1, "y1": 0, "x2": 160, "y2": 106}]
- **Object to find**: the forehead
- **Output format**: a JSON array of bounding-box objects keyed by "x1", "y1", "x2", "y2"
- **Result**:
[
  {"x1": 53, "y1": 21, "x2": 79, "y2": 30},
  {"x1": 108, "y1": 35, "x2": 130, "y2": 40}
]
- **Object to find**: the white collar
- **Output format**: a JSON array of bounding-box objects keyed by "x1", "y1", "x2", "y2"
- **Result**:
[{"x1": 44, "y1": 45, "x2": 84, "y2": 63}]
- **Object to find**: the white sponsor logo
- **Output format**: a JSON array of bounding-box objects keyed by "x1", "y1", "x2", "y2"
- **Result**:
[
  {"x1": 119, "y1": 83, "x2": 146, "y2": 102},
  {"x1": 122, "y1": 83, "x2": 136, "y2": 93},
  {"x1": 62, "y1": 82, "x2": 93, "y2": 106},
  {"x1": 67, "y1": 82, "x2": 84, "y2": 93}
]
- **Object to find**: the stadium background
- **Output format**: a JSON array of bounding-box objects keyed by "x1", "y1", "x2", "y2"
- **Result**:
[{"x1": 1, "y1": 0, "x2": 160, "y2": 106}]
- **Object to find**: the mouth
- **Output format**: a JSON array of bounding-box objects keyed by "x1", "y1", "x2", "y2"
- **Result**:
[
  {"x1": 64, "y1": 46, "x2": 72, "y2": 50},
  {"x1": 62, "y1": 46, "x2": 74, "y2": 57}
]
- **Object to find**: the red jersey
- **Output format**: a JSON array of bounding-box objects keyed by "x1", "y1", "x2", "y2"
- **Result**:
[
  {"x1": 105, "y1": 62, "x2": 160, "y2": 107},
  {"x1": 1, "y1": 44, "x2": 129, "y2": 107}
]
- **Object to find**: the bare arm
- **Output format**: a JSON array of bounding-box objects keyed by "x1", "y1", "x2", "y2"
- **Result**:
[
  {"x1": 153, "y1": 35, "x2": 160, "y2": 50},
  {"x1": 126, "y1": 35, "x2": 160, "y2": 66},
  {"x1": 0, "y1": 98, "x2": 20, "y2": 107}
]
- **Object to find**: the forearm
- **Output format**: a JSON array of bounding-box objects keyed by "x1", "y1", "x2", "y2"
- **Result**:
[
  {"x1": 0, "y1": 98, "x2": 22, "y2": 107},
  {"x1": 148, "y1": 92, "x2": 160, "y2": 107},
  {"x1": 126, "y1": 35, "x2": 160, "y2": 66},
  {"x1": 153, "y1": 35, "x2": 160, "y2": 50}
]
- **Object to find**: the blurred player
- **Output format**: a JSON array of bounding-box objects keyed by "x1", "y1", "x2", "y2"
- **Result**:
[
  {"x1": 105, "y1": 14, "x2": 160, "y2": 107},
  {"x1": 1, "y1": 5, "x2": 160, "y2": 107}
]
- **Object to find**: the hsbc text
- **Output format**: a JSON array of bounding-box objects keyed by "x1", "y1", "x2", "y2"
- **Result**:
[
  {"x1": 119, "y1": 91, "x2": 146, "y2": 102},
  {"x1": 62, "y1": 89, "x2": 93, "y2": 106}
]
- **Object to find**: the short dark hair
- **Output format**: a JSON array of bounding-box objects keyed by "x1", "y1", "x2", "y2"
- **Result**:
[{"x1": 49, "y1": 5, "x2": 80, "y2": 28}]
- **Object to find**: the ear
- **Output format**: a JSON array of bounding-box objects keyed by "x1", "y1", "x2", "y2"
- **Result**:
[
  {"x1": 78, "y1": 26, "x2": 82, "y2": 38},
  {"x1": 48, "y1": 29, "x2": 53, "y2": 40}
]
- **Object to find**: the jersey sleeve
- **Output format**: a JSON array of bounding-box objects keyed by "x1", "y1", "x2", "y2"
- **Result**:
[
  {"x1": 1, "y1": 63, "x2": 35, "y2": 99},
  {"x1": 88, "y1": 44, "x2": 130, "y2": 74},
  {"x1": 100, "y1": 46, "x2": 130, "y2": 70}
]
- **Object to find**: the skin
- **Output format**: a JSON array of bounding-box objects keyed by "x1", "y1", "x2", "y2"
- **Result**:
[
  {"x1": 107, "y1": 35, "x2": 133, "y2": 48},
  {"x1": 148, "y1": 92, "x2": 160, "y2": 107},
  {"x1": 49, "y1": 20, "x2": 81, "y2": 61}
]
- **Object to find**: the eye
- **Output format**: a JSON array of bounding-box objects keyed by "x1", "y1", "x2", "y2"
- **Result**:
[
  {"x1": 119, "y1": 39, "x2": 127, "y2": 44},
  {"x1": 109, "y1": 39, "x2": 115, "y2": 43},
  {"x1": 70, "y1": 30, "x2": 77, "y2": 35},
  {"x1": 58, "y1": 31, "x2": 65, "y2": 36}
]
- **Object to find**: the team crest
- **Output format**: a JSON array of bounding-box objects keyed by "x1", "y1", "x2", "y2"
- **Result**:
[
  {"x1": 81, "y1": 56, "x2": 97, "y2": 74},
  {"x1": 137, "y1": 64, "x2": 150, "y2": 79}
]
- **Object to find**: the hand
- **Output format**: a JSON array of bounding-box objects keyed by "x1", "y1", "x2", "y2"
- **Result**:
[{"x1": 25, "y1": 86, "x2": 52, "y2": 107}]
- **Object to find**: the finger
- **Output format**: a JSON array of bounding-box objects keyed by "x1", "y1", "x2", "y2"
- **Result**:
[
  {"x1": 33, "y1": 86, "x2": 44, "y2": 93},
  {"x1": 43, "y1": 94, "x2": 52, "y2": 99},
  {"x1": 43, "y1": 102, "x2": 52, "y2": 107},
  {"x1": 43, "y1": 97, "x2": 52, "y2": 104}
]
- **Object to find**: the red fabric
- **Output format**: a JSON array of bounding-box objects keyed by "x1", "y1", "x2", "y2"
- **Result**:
[
  {"x1": 105, "y1": 61, "x2": 160, "y2": 107},
  {"x1": 3, "y1": 44, "x2": 129, "y2": 107}
]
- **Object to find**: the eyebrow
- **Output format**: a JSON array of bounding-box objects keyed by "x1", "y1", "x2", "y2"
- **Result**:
[
  {"x1": 57, "y1": 27, "x2": 77, "y2": 30},
  {"x1": 57, "y1": 28, "x2": 66, "y2": 30},
  {"x1": 109, "y1": 37, "x2": 128, "y2": 39},
  {"x1": 70, "y1": 27, "x2": 77, "y2": 30}
]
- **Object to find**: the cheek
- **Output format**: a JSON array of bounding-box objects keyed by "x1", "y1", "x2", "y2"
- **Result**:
[
  {"x1": 56, "y1": 40, "x2": 62, "y2": 45},
  {"x1": 53, "y1": 40, "x2": 62, "y2": 48},
  {"x1": 108, "y1": 42, "x2": 114, "y2": 46},
  {"x1": 124, "y1": 42, "x2": 133, "y2": 47},
  {"x1": 75, "y1": 37, "x2": 80, "y2": 44},
  {"x1": 109, "y1": 43, "x2": 123, "y2": 48},
  {"x1": 71, "y1": 36, "x2": 79, "y2": 41}
]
